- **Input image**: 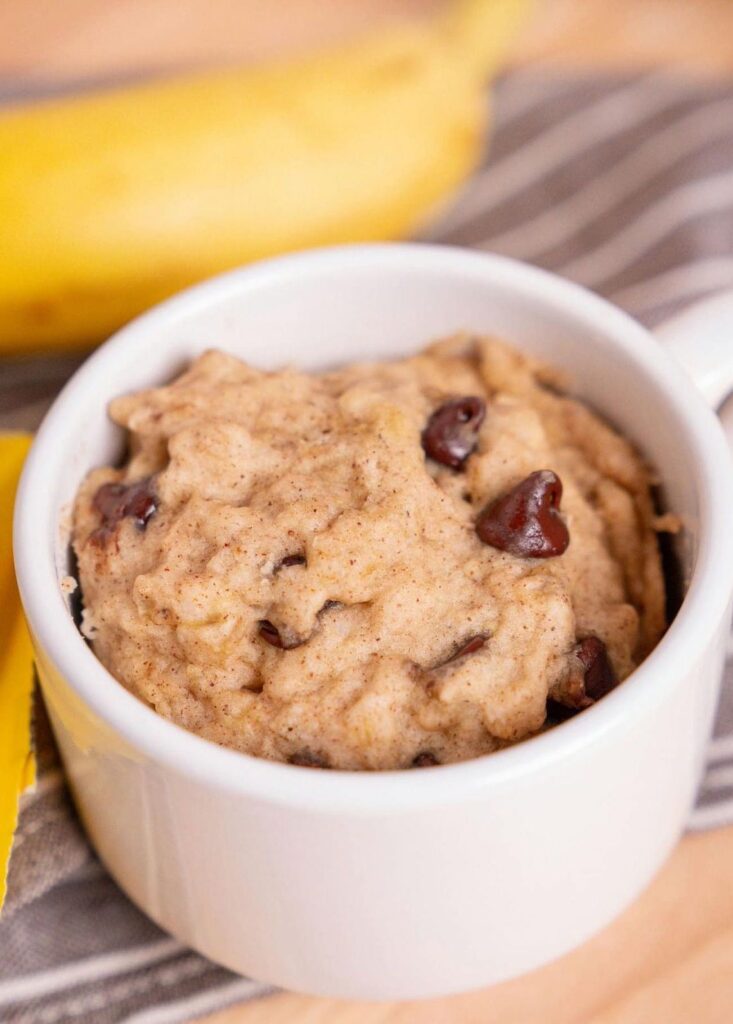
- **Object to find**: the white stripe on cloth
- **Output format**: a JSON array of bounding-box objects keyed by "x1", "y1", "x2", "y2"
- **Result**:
[
  {"x1": 12, "y1": 800, "x2": 80, "y2": 850},
  {"x1": 469, "y1": 95, "x2": 733, "y2": 261},
  {"x1": 29, "y1": 954, "x2": 215, "y2": 1024},
  {"x1": 708, "y1": 734, "x2": 733, "y2": 762},
  {"x1": 433, "y1": 73, "x2": 691, "y2": 237},
  {"x1": 123, "y1": 978, "x2": 272, "y2": 1024},
  {"x1": 637, "y1": 290, "x2": 733, "y2": 330},
  {"x1": 560, "y1": 168, "x2": 733, "y2": 290},
  {"x1": 0, "y1": 938, "x2": 185, "y2": 1007},
  {"x1": 687, "y1": 800, "x2": 733, "y2": 832},
  {"x1": 611, "y1": 257, "x2": 733, "y2": 317}
]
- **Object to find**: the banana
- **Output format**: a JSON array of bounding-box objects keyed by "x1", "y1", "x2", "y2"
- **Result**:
[
  {"x1": 0, "y1": 0, "x2": 530, "y2": 354},
  {"x1": 0, "y1": 433, "x2": 35, "y2": 910}
]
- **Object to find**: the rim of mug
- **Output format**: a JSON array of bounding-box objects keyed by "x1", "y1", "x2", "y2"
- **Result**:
[{"x1": 14, "y1": 243, "x2": 733, "y2": 813}]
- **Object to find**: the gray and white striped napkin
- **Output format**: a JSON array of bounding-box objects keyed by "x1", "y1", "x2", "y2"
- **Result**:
[{"x1": 4, "y1": 69, "x2": 733, "y2": 1024}]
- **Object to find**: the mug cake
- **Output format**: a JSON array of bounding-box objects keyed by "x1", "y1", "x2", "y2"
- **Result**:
[{"x1": 72, "y1": 334, "x2": 671, "y2": 770}]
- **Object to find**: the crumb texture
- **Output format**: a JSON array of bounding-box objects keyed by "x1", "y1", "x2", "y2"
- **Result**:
[{"x1": 72, "y1": 336, "x2": 667, "y2": 769}]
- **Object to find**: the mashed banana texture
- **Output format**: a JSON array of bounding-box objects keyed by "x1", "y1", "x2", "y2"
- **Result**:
[{"x1": 72, "y1": 336, "x2": 667, "y2": 770}]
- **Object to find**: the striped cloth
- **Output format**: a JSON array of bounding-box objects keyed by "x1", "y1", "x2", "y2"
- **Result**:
[{"x1": 4, "y1": 69, "x2": 733, "y2": 1023}]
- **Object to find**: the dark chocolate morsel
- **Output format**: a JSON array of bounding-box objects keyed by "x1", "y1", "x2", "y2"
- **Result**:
[
  {"x1": 91, "y1": 476, "x2": 158, "y2": 542},
  {"x1": 575, "y1": 635, "x2": 618, "y2": 702},
  {"x1": 551, "y1": 635, "x2": 619, "y2": 713},
  {"x1": 421, "y1": 396, "x2": 486, "y2": 469},
  {"x1": 411, "y1": 751, "x2": 440, "y2": 768},
  {"x1": 443, "y1": 634, "x2": 487, "y2": 665},
  {"x1": 258, "y1": 620, "x2": 303, "y2": 650},
  {"x1": 276, "y1": 554, "x2": 306, "y2": 571},
  {"x1": 288, "y1": 750, "x2": 329, "y2": 769},
  {"x1": 476, "y1": 470, "x2": 569, "y2": 558}
]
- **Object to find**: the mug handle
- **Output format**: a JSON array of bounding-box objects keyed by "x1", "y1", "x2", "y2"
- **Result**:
[{"x1": 653, "y1": 290, "x2": 733, "y2": 411}]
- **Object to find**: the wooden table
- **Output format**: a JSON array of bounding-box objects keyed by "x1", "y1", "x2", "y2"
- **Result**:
[
  {"x1": 3, "y1": 0, "x2": 733, "y2": 80},
  {"x1": 4, "y1": 2, "x2": 733, "y2": 1021}
]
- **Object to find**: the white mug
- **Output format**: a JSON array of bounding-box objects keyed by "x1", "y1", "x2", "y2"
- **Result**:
[{"x1": 14, "y1": 245, "x2": 733, "y2": 1000}]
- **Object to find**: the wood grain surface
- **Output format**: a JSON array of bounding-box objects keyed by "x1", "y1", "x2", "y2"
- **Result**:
[
  {"x1": 3, "y1": 1, "x2": 733, "y2": 1021},
  {"x1": 3, "y1": 0, "x2": 733, "y2": 81}
]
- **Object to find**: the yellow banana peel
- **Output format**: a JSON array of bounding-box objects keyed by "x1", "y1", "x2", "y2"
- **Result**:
[
  {"x1": 0, "y1": 433, "x2": 35, "y2": 910},
  {"x1": 0, "y1": 0, "x2": 531, "y2": 354}
]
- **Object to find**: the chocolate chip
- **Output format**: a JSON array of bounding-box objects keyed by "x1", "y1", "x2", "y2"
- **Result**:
[
  {"x1": 552, "y1": 635, "x2": 618, "y2": 712},
  {"x1": 575, "y1": 636, "x2": 618, "y2": 702},
  {"x1": 545, "y1": 699, "x2": 577, "y2": 724},
  {"x1": 258, "y1": 620, "x2": 303, "y2": 650},
  {"x1": 259, "y1": 620, "x2": 283, "y2": 647},
  {"x1": 475, "y1": 470, "x2": 569, "y2": 558},
  {"x1": 444, "y1": 634, "x2": 486, "y2": 664},
  {"x1": 91, "y1": 476, "x2": 157, "y2": 543},
  {"x1": 276, "y1": 554, "x2": 306, "y2": 571},
  {"x1": 421, "y1": 396, "x2": 486, "y2": 469},
  {"x1": 411, "y1": 751, "x2": 440, "y2": 767},
  {"x1": 259, "y1": 603, "x2": 328, "y2": 649},
  {"x1": 288, "y1": 750, "x2": 329, "y2": 768},
  {"x1": 429, "y1": 634, "x2": 487, "y2": 673}
]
